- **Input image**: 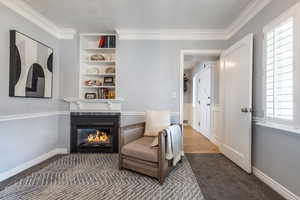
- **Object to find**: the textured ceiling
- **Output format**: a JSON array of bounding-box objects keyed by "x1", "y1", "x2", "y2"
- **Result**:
[{"x1": 23, "y1": 0, "x2": 253, "y2": 32}]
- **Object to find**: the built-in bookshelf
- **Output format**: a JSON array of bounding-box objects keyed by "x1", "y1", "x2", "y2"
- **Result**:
[{"x1": 80, "y1": 33, "x2": 117, "y2": 100}]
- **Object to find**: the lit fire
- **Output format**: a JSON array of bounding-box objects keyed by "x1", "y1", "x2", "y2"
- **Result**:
[{"x1": 87, "y1": 130, "x2": 109, "y2": 143}]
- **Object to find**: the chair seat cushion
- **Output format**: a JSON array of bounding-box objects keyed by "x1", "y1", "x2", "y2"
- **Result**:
[{"x1": 122, "y1": 137, "x2": 158, "y2": 163}]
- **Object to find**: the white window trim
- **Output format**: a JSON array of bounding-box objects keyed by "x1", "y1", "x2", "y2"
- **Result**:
[
  {"x1": 262, "y1": 2, "x2": 300, "y2": 128},
  {"x1": 254, "y1": 117, "x2": 300, "y2": 135}
]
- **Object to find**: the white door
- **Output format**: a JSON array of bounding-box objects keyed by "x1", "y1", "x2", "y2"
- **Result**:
[
  {"x1": 220, "y1": 34, "x2": 253, "y2": 173},
  {"x1": 195, "y1": 67, "x2": 212, "y2": 138}
]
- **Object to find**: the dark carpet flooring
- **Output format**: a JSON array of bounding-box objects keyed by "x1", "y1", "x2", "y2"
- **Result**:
[
  {"x1": 0, "y1": 154, "x2": 285, "y2": 200},
  {"x1": 186, "y1": 153, "x2": 285, "y2": 200}
]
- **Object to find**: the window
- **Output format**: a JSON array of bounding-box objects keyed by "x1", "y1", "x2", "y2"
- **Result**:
[
  {"x1": 265, "y1": 17, "x2": 294, "y2": 121},
  {"x1": 263, "y1": 6, "x2": 300, "y2": 125}
]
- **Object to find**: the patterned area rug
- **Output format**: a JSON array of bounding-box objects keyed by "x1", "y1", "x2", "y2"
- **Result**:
[{"x1": 0, "y1": 154, "x2": 204, "y2": 200}]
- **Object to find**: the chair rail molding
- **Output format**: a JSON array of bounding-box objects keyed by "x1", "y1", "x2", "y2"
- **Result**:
[
  {"x1": 0, "y1": 111, "x2": 69, "y2": 122},
  {"x1": 0, "y1": 0, "x2": 76, "y2": 39}
]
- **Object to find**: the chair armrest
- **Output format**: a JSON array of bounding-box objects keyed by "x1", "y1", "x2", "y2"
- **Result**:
[{"x1": 119, "y1": 122, "x2": 145, "y2": 151}]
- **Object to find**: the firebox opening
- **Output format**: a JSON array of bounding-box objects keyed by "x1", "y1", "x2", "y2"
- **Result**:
[{"x1": 77, "y1": 127, "x2": 112, "y2": 148}]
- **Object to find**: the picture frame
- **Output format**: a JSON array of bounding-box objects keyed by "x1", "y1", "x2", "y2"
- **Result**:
[
  {"x1": 85, "y1": 92, "x2": 97, "y2": 99},
  {"x1": 104, "y1": 77, "x2": 114, "y2": 85},
  {"x1": 9, "y1": 30, "x2": 54, "y2": 98}
]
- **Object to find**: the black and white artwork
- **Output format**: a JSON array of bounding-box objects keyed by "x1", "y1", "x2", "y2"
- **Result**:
[{"x1": 9, "y1": 30, "x2": 53, "y2": 98}]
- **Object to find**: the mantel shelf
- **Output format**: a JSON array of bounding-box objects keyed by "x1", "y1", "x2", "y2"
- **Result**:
[{"x1": 64, "y1": 98, "x2": 124, "y2": 104}]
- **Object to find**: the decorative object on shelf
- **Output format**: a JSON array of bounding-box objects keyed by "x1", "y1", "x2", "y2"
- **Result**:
[
  {"x1": 110, "y1": 54, "x2": 116, "y2": 61},
  {"x1": 85, "y1": 92, "x2": 97, "y2": 99},
  {"x1": 104, "y1": 77, "x2": 114, "y2": 86},
  {"x1": 184, "y1": 73, "x2": 189, "y2": 92},
  {"x1": 90, "y1": 54, "x2": 105, "y2": 61},
  {"x1": 105, "y1": 67, "x2": 115, "y2": 73},
  {"x1": 95, "y1": 80, "x2": 102, "y2": 86},
  {"x1": 103, "y1": 54, "x2": 112, "y2": 61},
  {"x1": 9, "y1": 30, "x2": 53, "y2": 98},
  {"x1": 86, "y1": 67, "x2": 99, "y2": 74},
  {"x1": 84, "y1": 80, "x2": 93, "y2": 86},
  {"x1": 107, "y1": 90, "x2": 115, "y2": 99}
]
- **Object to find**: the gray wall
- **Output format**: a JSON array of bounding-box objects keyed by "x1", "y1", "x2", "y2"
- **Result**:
[
  {"x1": 58, "y1": 39, "x2": 225, "y2": 126},
  {"x1": 227, "y1": 0, "x2": 300, "y2": 197},
  {"x1": 0, "y1": 4, "x2": 61, "y2": 174},
  {"x1": 117, "y1": 40, "x2": 225, "y2": 113}
]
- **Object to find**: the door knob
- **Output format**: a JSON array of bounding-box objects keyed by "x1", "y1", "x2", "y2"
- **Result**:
[{"x1": 207, "y1": 104, "x2": 211, "y2": 106}]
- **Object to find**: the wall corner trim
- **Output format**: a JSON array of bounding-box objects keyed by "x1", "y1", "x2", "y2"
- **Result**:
[
  {"x1": 225, "y1": 0, "x2": 272, "y2": 39},
  {"x1": 0, "y1": 0, "x2": 76, "y2": 39},
  {"x1": 0, "y1": 148, "x2": 68, "y2": 182},
  {"x1": 253, "y1": 167, "x2": 300, "y2": 200}
]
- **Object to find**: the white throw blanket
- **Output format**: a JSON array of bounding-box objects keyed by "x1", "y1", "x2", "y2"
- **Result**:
[{"x1": 165, "y1": 125, "x2": 184, "y2": 166}]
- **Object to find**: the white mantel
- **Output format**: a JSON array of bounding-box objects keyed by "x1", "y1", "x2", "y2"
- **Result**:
[{"x1": 64, "y1": 98, "x2": 123, "y2": 112}]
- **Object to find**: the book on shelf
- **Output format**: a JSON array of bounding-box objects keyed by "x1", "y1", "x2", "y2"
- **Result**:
[
  {"x1": 98, "y1": 35, "x2": 116, "y2": 48},
  {"x1": 97, "y1": 88, "x2": 115, "y2": 99}
]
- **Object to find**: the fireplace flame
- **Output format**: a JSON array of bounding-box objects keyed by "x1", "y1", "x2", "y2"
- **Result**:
[{"x1": 87, "y1": 130, "x2": 109, "y2": 143}]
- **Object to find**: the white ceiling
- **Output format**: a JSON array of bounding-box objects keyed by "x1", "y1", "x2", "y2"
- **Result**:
[{"x1": 22, "y1": 0, "x2": 253, "y2": 33}]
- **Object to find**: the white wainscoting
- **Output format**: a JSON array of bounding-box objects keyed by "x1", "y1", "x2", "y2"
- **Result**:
[
  {"x1": 183, "y1": 104, "x2": 193, "y2": 126},
  {"x1": 0, "y1": 148, "x2": 68, "y2": 182},
  {"x1": 211, "y1": 105, "x2": 222, "y2": 146}
]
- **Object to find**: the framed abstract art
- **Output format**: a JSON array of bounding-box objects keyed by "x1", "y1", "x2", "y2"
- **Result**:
[{"x1": 9, "y1": 30, "x2": 53, "y2": 98}]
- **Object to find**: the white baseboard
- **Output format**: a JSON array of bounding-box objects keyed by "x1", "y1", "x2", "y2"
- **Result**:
[
  {"x1": 0, "y1": 148, "x2": 68, "y2": 182},
  {"x1": 253, "y1": 167, "x2": 300, "y2": 200},
  {"x1": 210, "y1": 136, "x2": 220, "y2": 147}
]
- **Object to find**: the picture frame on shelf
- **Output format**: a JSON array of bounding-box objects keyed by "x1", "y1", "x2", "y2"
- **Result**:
[
  {"x1": 104, "y1": 77, "x2": 114, "y2": 86},
  {"x1": 84, "y1": 92, "x2": 97, "y2": 99}
]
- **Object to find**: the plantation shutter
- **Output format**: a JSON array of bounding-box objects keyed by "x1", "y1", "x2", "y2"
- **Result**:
[{"x1": 265, "y1": 17, "x2": 294, "y2": 120}]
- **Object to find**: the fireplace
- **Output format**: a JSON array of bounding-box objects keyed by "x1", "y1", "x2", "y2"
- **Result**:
[{"x1": 71, "y1": 112, "x2": 120, "y2": 153}]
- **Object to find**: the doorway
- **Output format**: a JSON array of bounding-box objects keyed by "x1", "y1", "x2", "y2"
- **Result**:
[{"x1": 180, "y1": 50, "x2": 221, "y2": 153}]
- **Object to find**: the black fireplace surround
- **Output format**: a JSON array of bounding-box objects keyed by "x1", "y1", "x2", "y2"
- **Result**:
[{"x1": 71, "y1": 112, "x2": 120, "y2": 153}]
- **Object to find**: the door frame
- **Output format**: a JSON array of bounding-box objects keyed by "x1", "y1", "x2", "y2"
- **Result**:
[{"x1": 179, "y1": 49, "x2": 222, "y2": 125}]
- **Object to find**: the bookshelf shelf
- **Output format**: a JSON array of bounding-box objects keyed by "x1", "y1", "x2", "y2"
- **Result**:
[
  {"x1": 82, "y1": 73, "x2": 115, "y2": 76},
  {"x1": 81, "y1": 86, "x2": 116, "y2": 89},
  {"x1": 83, "y1": 48, "x2": 116, "y2": 50},
  {"x1": 81, "y1": 60, "x2": 115, "y2": 64},
  {"x1": 80, "y1": 33, "x2": 117, "y2": 100}
]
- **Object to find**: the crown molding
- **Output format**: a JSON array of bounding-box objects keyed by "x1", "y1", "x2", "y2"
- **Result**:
[
  {"x1": 1, "y1": 0, "x2": 271, "y2": 41},
  {"x1": 117, "y1": 0, "x2": 272, "y2": 41},
  {"x1": 117, "y1": 29, "x2": 227, "y2": 41},
  {"x1": 225, "y1": 0, "x2": 272, "y2": 39},
  {"x1": 0, "y1": 0, "x2": 75, "y2": 39}
]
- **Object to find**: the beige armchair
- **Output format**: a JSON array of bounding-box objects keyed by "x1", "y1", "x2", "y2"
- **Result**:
[{"x1": 119, "y1": 122, "x2": 182, "y2": 184}]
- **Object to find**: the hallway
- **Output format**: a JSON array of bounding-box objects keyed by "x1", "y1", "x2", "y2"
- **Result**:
[{"x1": 183, "y1": 126, "x2": 220, "y2": 153}]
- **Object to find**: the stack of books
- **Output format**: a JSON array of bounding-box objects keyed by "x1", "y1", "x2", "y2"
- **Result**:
[{"x1": 98, "y1": 36, "x2": 116, "y2": 48}]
